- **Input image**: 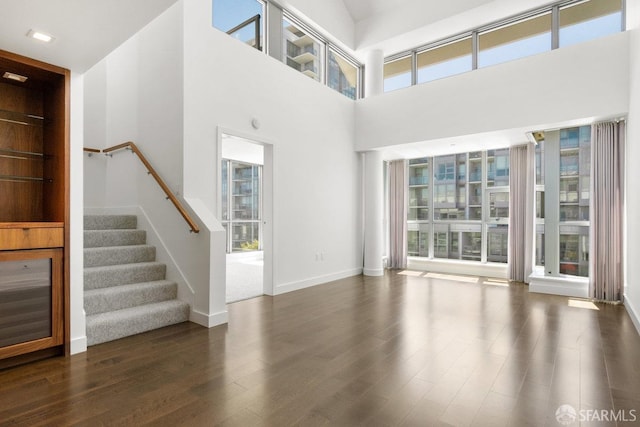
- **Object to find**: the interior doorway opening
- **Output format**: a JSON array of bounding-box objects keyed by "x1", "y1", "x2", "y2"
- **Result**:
[{"x1": 220, "y1": 132, "x2": 272, "y2": 303}]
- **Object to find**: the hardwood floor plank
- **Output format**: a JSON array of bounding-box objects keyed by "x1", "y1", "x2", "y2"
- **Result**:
[{"x1": 0, "y1": 271, "x2": 639, "y2": 426}]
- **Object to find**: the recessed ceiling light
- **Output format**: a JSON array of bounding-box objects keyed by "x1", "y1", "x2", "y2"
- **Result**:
[
  {"x1": 27, "y1": 29, "x2": 54, "y2": 43},
  {"x1": 3, "y1": 72, "x2": 28, "y2": 82}
]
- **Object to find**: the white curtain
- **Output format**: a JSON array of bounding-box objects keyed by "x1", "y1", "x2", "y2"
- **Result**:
[
  {"x1": 590, "y1": 121, "x2": 625, "y2": 302},
  {"x1": 508, "y1": 144, "x2": 535, "y2": 283},
  {"x1": 388, "y1": 160, "x2": 407, "y2": 269}
]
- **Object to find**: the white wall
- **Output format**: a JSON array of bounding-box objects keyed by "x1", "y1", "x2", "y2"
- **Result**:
[
  {"x1": 70, "y1": 73, "x2": 86, "y2": 354},
  {"x1": 104, "y1": 38, "x2": 140, "y2": 208},
  {"x1": 83, "y1": 37, "x2": 141, "y2": 209},
  {"x1": 83, "y1": 3, "x2": 227, "y2": 326},
  {"x1": 356, "y1": 32, "x2": 630, "y2": 152},
  {"x1": 132, "y1": 3, "x2": 222, "y2": 325},
  {"x1": 83, "y1": 61, "x2": 108, "y2": 208},
  {"x1": 183, "y1": 0, "x2": 362, "y2": 295},
  {"x1": 624, "y1": 2, "x2": 640, "y2": 333},
  {"x1": 82, "y1": 0, "x2": 361, "y2": 329}
]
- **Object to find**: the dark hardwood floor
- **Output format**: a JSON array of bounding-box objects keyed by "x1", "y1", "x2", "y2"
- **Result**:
[{"x1": 1, "y1": 271, "x2": 640, "y2": 426}]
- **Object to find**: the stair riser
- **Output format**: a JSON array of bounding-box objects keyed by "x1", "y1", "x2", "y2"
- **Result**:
[
  {"x1": 84, "y1": 215, "x2": 137, "y2": 230},
  {"x1": 85, "y1": 282, "x2": 178, "y2": 315},
  {"x1": 84, "y1": 230, "x2": 147, "y2": 248},
  {"x1": 84, "y1": 263, "x2": 166, "y2": 290},
  {"x1": 83, "y1": 214, "x2": 190, "y2": 347},
  {"x1": 84, "y1": 246, "x2": 156, "y2": 268},
  {"x1": 86, "y1": 302, "x2": 189, "y2": 346}
]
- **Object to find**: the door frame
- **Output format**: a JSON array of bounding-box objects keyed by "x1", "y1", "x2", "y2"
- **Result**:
[{"x1": 216, "y1": 127, "x2": 274, "y2": 296}]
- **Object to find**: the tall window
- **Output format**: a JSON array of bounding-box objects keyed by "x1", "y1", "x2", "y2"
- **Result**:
[
  {"x1": 283, "y1": 17, "x2": 324, "y2": 82},
  {"x1": 408, "y1": 158, "x2": 429, "y2": 257},
  {"x1": 535, "y1": 126, "x2": 591, "y2": 277},
  {"x1": 213, "y1": 0, "x2": 265, "y2": 51},
  {"x1": 221, "y1": 160, "x2": 262, "y2": 253},
  {"x1": 535, "y1": 139, "x2": 546, "y2": 266},
  {"x1": 486, "y1": 149, "x2": 510, "y2": 263},
  {"x1": 433, "y1": 153, "x2": 469, "y2": 220},
  {"x1": 407, "y1": 150, "x2": 510, "y2": 264}
]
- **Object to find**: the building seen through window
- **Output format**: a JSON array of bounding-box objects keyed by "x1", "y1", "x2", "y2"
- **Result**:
[
  {"x1": 221, "y1": 160, "x2": 262, "y2": 253},
  {"x1": 407, "y1": 150, "x2": 510, "y2": 264},
  {"x1": 212, "y1": 0, "x2": 361, "y2": 98},
  {"x1": 328, "y1": 49, "x2": 358, "y2": 100},
  {"x1": 283, "y1": 18, "x2": 323, "y2": 82},
  {"x1": 535, "y1": 125, "x2": 591, "y2": 277}
]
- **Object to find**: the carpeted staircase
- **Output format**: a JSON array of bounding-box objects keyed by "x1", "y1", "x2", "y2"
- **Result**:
[{"x1": 84, "y1": 214, "x2": 189, "y2": 346}]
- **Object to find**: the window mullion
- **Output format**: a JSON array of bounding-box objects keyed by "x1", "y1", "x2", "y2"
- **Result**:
[
  {"x1": 551, "y1": 5, "x2": 560, "y2": 50},
  {"x1": 471, "y1": 31, "x2": 479, "y2": 70},
  {"x1": 411, "y1": 51, "x2": 418, "y2": 86},
  {"x1": 544, "y1": 130, "x2": 561, "y2": 276},
  {"x1": 480, "y1": 151, "x2": 487, "y2": 263},
  {"x1": 266, "y1": 1, "x2": 283, "y2": 60},
  {"x1": 227, "y1": 163, "x2": 233, "y2": 253},
  {"x1": 429, "y1": 157, "x2": 434, "y2": 259}
]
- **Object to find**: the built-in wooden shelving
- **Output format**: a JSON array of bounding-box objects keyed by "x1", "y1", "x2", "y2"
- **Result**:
[{"x1": 0, "y1": 49, "x2": 70, "y2": 369}]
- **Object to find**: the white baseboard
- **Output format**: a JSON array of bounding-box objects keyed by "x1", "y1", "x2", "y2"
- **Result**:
[
  {"x1": 276, "y1": 268, "x2": 363, "y2": 295},
  {"x1": 624, "y1": 294, "x2": 640, "y2": 336},
  {"x1": 70, "y1": 336, "x2": 87, "y2": 355},
  {"x1": 191, "y1": 309, "x2": 228, "y2": 328},
  {"x1": 363, "y1": 268, "x2": 384, "y2": 276}
]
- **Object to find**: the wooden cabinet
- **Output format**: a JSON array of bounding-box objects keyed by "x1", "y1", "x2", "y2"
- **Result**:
[
  {"x1": 0, "y1": 49, "x2": 69, "y2": 367},
  {"x1": 0, "y1": 222, "x2": 64, "y2": 250},
  {"x1": 0, "y1": 248, "x2": 63, "y2": 360}
]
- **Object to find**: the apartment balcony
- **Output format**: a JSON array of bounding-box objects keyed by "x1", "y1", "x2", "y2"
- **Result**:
[
  {"x1": 285, "y1": 58, "x2": 318, "y2": 79},
  {"x1": 290, "y1": 33, "x2": 314, "y2": 48},
  {"x1": 291, "y1": 46, "x2": 318, "y2": 65},
  {"x1": 410, "y1": 176, "x2": 429, "y2": 186},
  {"x1": 468, "y1": 172, "x2": 482, "y2": 182},
  {"x1": 301, "y1": 62, "x2": 318, "y2": 78}
]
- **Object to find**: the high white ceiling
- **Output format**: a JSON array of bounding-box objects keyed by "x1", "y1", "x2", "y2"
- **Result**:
[
  {"x1": 0, "y1": 0, "x2": 177, "y2": 73},
  {"x1": 342, "y1": 0, "x2": 413, "y2": 22}
]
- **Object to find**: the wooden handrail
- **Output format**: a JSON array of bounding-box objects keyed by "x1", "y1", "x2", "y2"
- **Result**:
[
  {"x1": 102, "y1": 142, "x2": 200, "y2": 233},
  {"x1": 83, "y1": 147, "x2": 101, "y2": 153}
]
